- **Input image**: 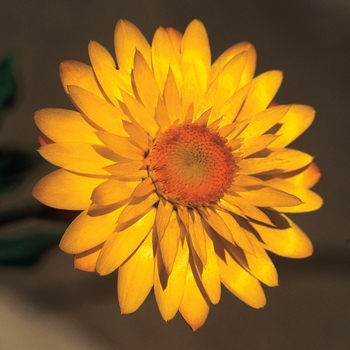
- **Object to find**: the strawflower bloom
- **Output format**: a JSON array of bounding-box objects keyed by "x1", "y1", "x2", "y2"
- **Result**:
[{"x1": 33, "y1": 19, "x2": 322, "y2": 330}]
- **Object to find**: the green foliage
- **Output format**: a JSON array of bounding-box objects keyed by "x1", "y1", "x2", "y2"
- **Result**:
[
  {"x1": 0, "y1": 54, "x2": 17, "y2": 113},
  {"x1": 0, "y1": 149, "x2": 39, "y2": 194},
  {"x1": 0, "y1": 233, "x2": 61, "y2": 266},
  {"x1": 0, "y1": 55, "x2": 67, "y2": 266}
]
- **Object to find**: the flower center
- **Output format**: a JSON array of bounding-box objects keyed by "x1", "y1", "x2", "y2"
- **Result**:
[{"x1": 149, "y1": 123, "x2": 236, "y2": 206}]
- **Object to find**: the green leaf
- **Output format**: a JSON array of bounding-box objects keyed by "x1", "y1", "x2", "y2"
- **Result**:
[
  {"x1": 0, "y1": 149, "x2": 40, "y2": 195},
  {"x1": 0, "y1": 54, "x2": 17, "y2": 134},
  {"x1": 0, "y1": 234, "x2": 60, "y2": 266},
  {"x1": 0, "y1": 220, "x2": 67, "y2": 266},
  {"x1": 0, "y1": 54, "x2": 17, "y2": 112}
]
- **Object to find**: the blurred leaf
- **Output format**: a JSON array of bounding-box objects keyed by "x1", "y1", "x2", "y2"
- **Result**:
[
  {"x1": 0, "y1": 149, "x2": 39, "y2": 194},
  {"x1": 0, "y1": 54, "x2": 17, "y2": 113},
  {"x1": 0, "y1": 54, "x2": 68, "y2": 267},
  {"x1": 0, "y1": 233, "x2": 61, "y2": 266}
]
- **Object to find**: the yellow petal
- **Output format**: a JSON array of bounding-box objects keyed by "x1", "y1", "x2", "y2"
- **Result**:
[
  {"x1": 239, "y1": 149, "x2": 313, "y2": 175},
  {"x1": 95, "y1": 131, "x2": 144, "y2": 161},
  {"x1": 216, "y1": 83, "x2": 251, "y2": 127},
  {"x1": 251, "y1": 213, "x2": 313, "y2": 258},
  {"x1": 38, "y1": 142, "x2": 115, "y2": 175},
  {"x1": 282, "y1": 162, "x2": 321, "y2": 189},
  {"x1": 120, "y1": 90, "x2": 159, "y2": 137},
  {"x1": 131, "y1": 177, "x2": 155, "y2": 198},
  {"x1": 181, "y1": 20, "x2": 211, "y2": 92},
  {"x1": 200, "y1": 230, "x2": 221, "y2": 305},
  {"x1": 74, "y1": 244, "x2": 103, "y2": 272},
  {"x1": 177, "y1": 205, "x2": 189, "y2": 231},
  {"x1": 33, "y1": 169, "x2": 105, "y2": 210},
  {"x1": 269, "y1": 105, "x2": 315, "y2": 148},
  {"x1": 68, "y1": 85, "x2": 129, "y2": 136},
  {"x1": 116, "y1": 192, "x2": 159, "y2": 231},
  {"x1": 265, "y1": 178, "x2": 323, "y2": 212},
  {"x1": 155, "y1": 197, "x2": 174, "y2": 241},
  {"x1": 199, "y1": 207, "x2": 236, "y2": 246},
  {"x1": 118, "y1": 230, "x2": 154, "y2": 313},
  {"x1": 238, "y1": 70, "x2": 283, "y2": 118},
  {"x1": 237, "y1": 185, "x2": 301, "y2": 208},
  {"x1": 154, "y1": 240, "x2": 189, "y2": 321},
  {"x1": 91, "y1": 179, "x2": 138, "y2": 206},
  {"x1": 217, "y1": 197, "x2": 246, "y2": 217},
  {"x1": 159, "y1": 209, "x2": 180, "y2": 274},
  {"x1": 211, "y1": 41, "x2": 256, "y2": 89},
  {"x1": 96, "y1": 208, "x2": 156, "y2": 275},
  {"x1": 163, "y1": 68, "x2": 184, "y2": 124},
  {"x1": 237, "y1": 104, "x2": 290, "y2": 139},
  {"x1": 88, "y1": 40, "x2": 132, "y2": 102},
  {"x1": 165, "y1": 27, "x2": 182, "y2": 52},
  {"x1": 34, "y1": 108, "x2": 102, "y2": 144},
  {"x1": 152, "y1": 26, "x2": 182, "y2": 93},
  {"x1": 154, "y1": 97, "x2": 171, "y2": 130},
  {"x1": 216, "y1": 209, "x2": 255, "y2": 255},
  {"x1": 59, "y1": 206, "x2": 124, "y2": 254},
  {"x1": 236, "y1": 134, "x2": 279, "y2": 157},
  {"x1": 222, "y1": 193, "x2": 273, "y2": 226},
  {"x1": 188, "y1": 210, "x2": 207, "y2": 266},
  {"x1": 181, "y1": 63, "x2": 202, "y2": 118},
  {"x1": 231, "y1": 174, "x2": 267, "y2": 188},
  {"x1": 231, "y1": 229, "x2": 278, "y2": 287},
  {"x1": 59, "y1": 60, "x2": 105, "y2": 98},
  {"x1": 133, "y1": 50, "x2": 160, "y2": 111},
  {"x1": 179, "y1": 263, "x2": 210, "y2": 331},
  {"x1": 114, "y1": 19, "x2": 151, "y2": 73},
  {"x1": 217, "y1": 246, "x2": 266, "y2": 308},
  {"x1": 122, "y1": 120, "x2": 150, "y2": 152},
  {"x1": 204, "y1": 52, "x2": 248, "y2": 123},
  {"x1": 266, "y1": 148, "x2": 314, "y2": 172},
  {"x1": 194, "y1": 74, "x2": 218, "y2": 119},
  {"x1": 214, "y1": 52, "x2": 247, "y2": 99},
  {"x1": 237, "y1": 157, "x2": 289, "y2": 175},
  {"x1": 105, "y1": 161, "x2": 147, "y2": 181}
]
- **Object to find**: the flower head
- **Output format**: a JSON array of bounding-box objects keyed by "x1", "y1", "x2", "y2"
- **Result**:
[{"x1": 33, "y1": 19, "x2": 322, "y2": 330}]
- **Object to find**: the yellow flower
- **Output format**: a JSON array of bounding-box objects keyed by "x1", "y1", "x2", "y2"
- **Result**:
[{"x1": 33, "y1": 19, "x2": 323, "y2": 330}]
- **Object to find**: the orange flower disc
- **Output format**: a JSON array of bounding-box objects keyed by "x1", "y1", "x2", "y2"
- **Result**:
[{"x1": 150, "y1": 123, "x2": 236, "y2": 206}]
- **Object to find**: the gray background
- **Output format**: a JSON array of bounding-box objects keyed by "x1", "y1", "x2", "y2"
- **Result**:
[{"x1": 0, "y1": 0, "x2": 349, "y2": 349}]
